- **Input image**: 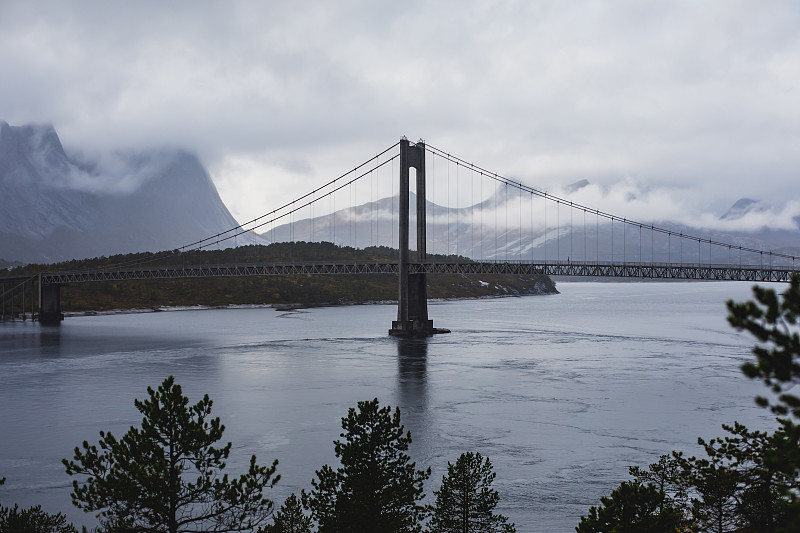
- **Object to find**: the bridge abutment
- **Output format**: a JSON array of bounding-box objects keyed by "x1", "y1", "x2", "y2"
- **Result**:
[
  {"x1": 39, "y1": 280, "x2": 64, "y2": 325},
  {"x1": 389, "y1": 138, "x2": 449, "y2": 337}
]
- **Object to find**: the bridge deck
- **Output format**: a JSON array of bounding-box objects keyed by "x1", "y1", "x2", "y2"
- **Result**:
[{"x1": 9, "y1": 261, "x2": 796, "y2": 285}]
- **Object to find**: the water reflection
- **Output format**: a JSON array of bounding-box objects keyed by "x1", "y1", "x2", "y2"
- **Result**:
[
  {"x1": 395, "y1": 337, "x2": 433, "y2": 462},
  {"x1": 0, "y1": 322, "x2": 63, "y2": 360},
  {"x1": 396, "y1": 337, "x2": 428, "y2": 396}
]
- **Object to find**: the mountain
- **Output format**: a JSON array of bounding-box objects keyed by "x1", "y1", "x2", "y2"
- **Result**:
[
  {"x1": 720, "y1": 198, "x2": 763, "y2": 221},
  {"x1": 0, "y1": 121, "x2": 242, "y2": 264},
  {"x1": 261, "y1": 191, "x2": 800, "y2": 266},
  {"x1": 4, "y1": 121, "x2": 798, "y2": 268}
]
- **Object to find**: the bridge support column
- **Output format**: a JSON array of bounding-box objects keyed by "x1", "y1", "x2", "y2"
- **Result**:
[
  {"x1": 389, "y1": 138, "x2": 449, "y2": 337},
  {"x1": 39, "y1": 278, "x2": 64, "y2": 325}
]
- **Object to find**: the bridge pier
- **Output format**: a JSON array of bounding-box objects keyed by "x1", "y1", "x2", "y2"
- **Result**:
[
  {"x1": 389, "y1": 138, "x2": 449, "y2": 337},
  {"x1": 39, "y1": 279, "x2": 64, "y2": 325}
]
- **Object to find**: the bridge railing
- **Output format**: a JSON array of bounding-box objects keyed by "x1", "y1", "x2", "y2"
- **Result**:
[{"x1": 27, "y1": 258, "x2": 799, "y2": 286}]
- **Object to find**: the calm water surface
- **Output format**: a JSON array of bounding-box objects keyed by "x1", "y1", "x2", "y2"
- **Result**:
[{"x1": 0, "y1": 281, "x2": 778, "y2": 532}]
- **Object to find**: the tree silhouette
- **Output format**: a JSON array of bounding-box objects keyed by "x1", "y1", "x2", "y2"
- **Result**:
[
  {"x1": 0, "y1": 503, "x2": 77, "y2": 533},
  {"x1": 428, "y1": 451, "x2": 515, "y2": 533},
  {"x1": 260, "y1": 493, "x2": 312, "y2": 533},
  {"x1": 728, "y1": 273, "x2": 800, "y2": 418},
  {"x1": 63, "y1": 376, "x2": 279, "y2": 533},
  {"x1": 303, "y1": 398, "x2": 430, "y2": 533},
  {"x1": 575, "y1": 481, "x2": 686, "y2": 533}
]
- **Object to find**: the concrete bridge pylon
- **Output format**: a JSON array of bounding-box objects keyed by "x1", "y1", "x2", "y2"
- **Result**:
[
  {"x1": 38, "y1": 275, "x2": 64, "y2": 325},
  {"x1": 389, "y1": 138, "x2": 449, "y2": 337}
]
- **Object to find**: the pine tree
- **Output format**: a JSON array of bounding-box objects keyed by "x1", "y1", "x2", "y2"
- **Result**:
[
  {"x1": 727, "y1": 273, "x2": 800, "y2": 531},
  {"x1": 575, "y1": 481, "x2": 687, "y2": 533},
  {"x1": 0, "y1": 503, "x2": 78, "y2": 533},
  {"x1": 260, "y1": 493, "x2": 312, "y2": 533},
  {"x1": 697, "y1": 421, "x2": 800, "y2": 532},
  {"x1": 63, "y1": 376, "x2": 279, "y2": 532},
  {"x1": 728, "y1": 273, "x2": 800, "y2": 418},
  {"x1": 628, "y1": 453, "x2": 690, "y2": 513},
  {"x1": 682, "y1": 454, "x2": 741, "y2": 533},
  {"x1": 428, "y1": 452, "x2": 515, "y2": 533},
  {"x1": 303, "y1": 398, "x2": 430, "y2": 533}
]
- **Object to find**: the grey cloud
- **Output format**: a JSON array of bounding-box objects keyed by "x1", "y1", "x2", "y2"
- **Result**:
[{"x1": 1, "y1": 0, "x2": 799, "y2": 227}]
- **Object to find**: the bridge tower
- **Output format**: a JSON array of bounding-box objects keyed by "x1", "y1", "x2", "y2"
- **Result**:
[
  {"x1": 389, "y1": 138, "x2": 448, "y2": 337},
  {"x1": 39, "y1": 276, "x2": 63, "y2": 325}
]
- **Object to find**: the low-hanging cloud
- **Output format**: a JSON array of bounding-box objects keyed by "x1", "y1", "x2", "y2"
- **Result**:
[
  {"x1": 64, "y1": 149, "x2": 181, "y2": 195},
  {"x1": 1, "y1": 0, "x2": 799, "y2": 229}
]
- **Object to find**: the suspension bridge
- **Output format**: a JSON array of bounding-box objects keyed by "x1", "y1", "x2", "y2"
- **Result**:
[{"x1": 2, "y1": 138, "x2": 798, "y2": 335}]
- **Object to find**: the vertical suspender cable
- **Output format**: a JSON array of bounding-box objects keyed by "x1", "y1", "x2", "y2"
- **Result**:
[
  {"x1": 505, "y1": 182, "x2": 508, "y2": 261},
  {"x1": 391, "y1": 157, "x2": 394, "y2": 249},
  {"x1": 376, "y1": 156, "x2": 379, "y2": 248},
  {"x1": 583, "y1": 209, "x2": 586, "y2": 263},
  {"x1": 531, "y1": 191, "x2": 535, "y2": 263},
  {"x1": 370, "y1": 161, "x2": 373, "y2": 247},
  {"x1": 350, "y1": 182, "x2": 354, "y2": 249},
  {"x1": 480, "y1": 169, "x2": 484, "y2": 260},
  {"x1": 353, "y1": 178, "x2": 357, "y2": 252},
  {"x1": 431, "y1": 154, "x2": 435, "y2": 255}
]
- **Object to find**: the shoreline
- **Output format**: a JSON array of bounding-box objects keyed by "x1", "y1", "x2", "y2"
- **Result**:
[{"x1": 62, "y1": 288, "x2": 559, "y2": 318}]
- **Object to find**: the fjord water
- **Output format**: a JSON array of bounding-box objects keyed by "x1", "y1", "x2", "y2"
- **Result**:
[{"x1": 0, "y1": 281, "x2": 775, "y2": 531}]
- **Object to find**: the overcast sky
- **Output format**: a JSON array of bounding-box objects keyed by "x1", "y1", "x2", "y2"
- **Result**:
[{"x1": 2, "y1": 0, "x2": 799, "y2": 229}]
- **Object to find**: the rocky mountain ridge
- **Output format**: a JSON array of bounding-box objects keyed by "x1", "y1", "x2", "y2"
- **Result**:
[
  {"x1": 261, "y1": 190, "x2": 800, "y2": 266},
  {"x1": 0, "y1": 121, "x2": 241, "y2": 264},
  {"x1": 2, "y1": 121, "x2": 798, "y2": 267}
]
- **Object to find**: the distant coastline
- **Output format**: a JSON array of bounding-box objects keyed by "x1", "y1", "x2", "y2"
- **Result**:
[
  {"x1": 4, "y1": 242, "x2": 557, "y2": 316},
  {"x1": 62, "y1": 287, "x2": 558, "y2": 318}
]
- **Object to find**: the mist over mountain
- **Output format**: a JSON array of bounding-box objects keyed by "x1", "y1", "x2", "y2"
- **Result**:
[
  {"x1": 262, "y1": 188, "x2": 800, "y2": 266},
  {"x1": 2, "y1": 121, "x2": 798, "y2": 268},
  {"x1": 0, "y1": 121, "x2": 241, "y2": 264}
]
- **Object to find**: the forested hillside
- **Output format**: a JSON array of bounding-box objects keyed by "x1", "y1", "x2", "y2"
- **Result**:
[{"x1": 6, "y1": 242, "x2": 557, "y2": 313}]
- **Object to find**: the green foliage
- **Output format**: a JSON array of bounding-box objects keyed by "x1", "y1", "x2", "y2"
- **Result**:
[
  {"x1": 575, "y1": 481, "x2": 688, "y2": 533},
  {"x1": 428, "y1": 452, "x2": 515, "y2": 533},
  {"x1": 629, "y1": 453, "x2": 690, "y2": 513},
  {"x1": 725, "y1": 274, "x2": 800, "y2": 530},
  {"x1": 0, "y1": 503, "x2": 78, "y2": 533},
  {"x1": 63, "y1": 376, "x2": 279, "y2": 533},
  {"x1": 628, "y1": 445, "x2": 791, "y2": 532},
  {"x1": 259, "y1": 493, "x2": 312, "y2": 533},
  {"x1": 727, "y1": 274, "x2": 800, "y2": 418},
  {"x1": 695, "y1": 421, "x2": 799, "y2": 532},
  {"x1": 6, "y1": 242, "x2": 555, "y2": 313},
  {"x1": 580, "y1": 276, "x2": 800, "y2": 532},
  {"x1": 0, "y1": 476, "x2": 80, "y2": 532},
  {"x1": 303, "y1": 398, "x2": 430, "y2": 533},
  {"x1": 681, "y1": 452, "x2": 740, "y2": 533}
]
